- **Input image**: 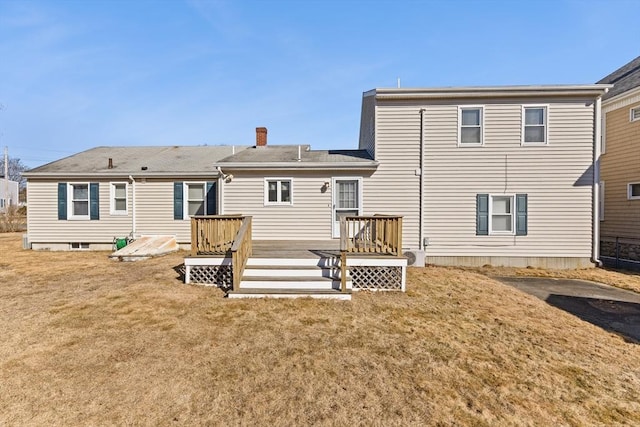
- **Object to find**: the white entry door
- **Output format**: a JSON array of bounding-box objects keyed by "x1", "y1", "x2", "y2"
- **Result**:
[{"x1": 332, "y1": 178, "x2": 362, "y2": 238}]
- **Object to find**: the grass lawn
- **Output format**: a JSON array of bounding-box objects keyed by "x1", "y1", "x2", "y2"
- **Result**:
[{"x1": 1, "y1": 232, "x2": 639, "y2": 425}]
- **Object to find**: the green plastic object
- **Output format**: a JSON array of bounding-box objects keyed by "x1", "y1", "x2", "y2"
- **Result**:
[{"x1": 115, "y1": 238, "x2": 128, "y2": 250}]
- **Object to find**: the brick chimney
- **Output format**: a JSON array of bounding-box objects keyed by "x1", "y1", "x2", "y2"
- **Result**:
[{"x1": 256, "y1": 127, "x2": 267, "y2": 147}]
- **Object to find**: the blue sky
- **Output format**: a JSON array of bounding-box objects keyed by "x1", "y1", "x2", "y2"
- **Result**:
[{"x1": 0, "y1": 0, "x2": 638, "y2": 168}]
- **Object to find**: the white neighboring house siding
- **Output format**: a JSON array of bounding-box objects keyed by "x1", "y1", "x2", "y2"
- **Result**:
[
  {"x1": 367, "y1": 97, "x2": 596, "y2": 267},
  {"x1": 222, "y1": 170, "x2": 367, "y2": 240},
  {"x1": 0, "y1": 178, "x2": 19, "y2": 212}
]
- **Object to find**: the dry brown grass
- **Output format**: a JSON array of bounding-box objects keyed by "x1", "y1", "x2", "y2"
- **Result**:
[{"x1": 1, "y1": 232, "x2": 639, "y2": 425}]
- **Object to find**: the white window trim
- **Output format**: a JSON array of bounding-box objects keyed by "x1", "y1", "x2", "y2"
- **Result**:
[
  {"x1": 67, "y1": 182, "x2": 91, "y2": 220},
  {"x1": 458, "y1": 106, "x2": 484, "y2": 146},
  {"x1": 183, "y1": 182, "x2": 208, "y2": 219},
  {"x1": 599, "y1": 181, "x2": 605, "y2": 221},
  {"x1": 489, "y1": 194, "x2": 515, "y2": 235},
  {"x1": 628, "y1": 182, "x2": 640, "y2": 200},
  {"x1": 521, "y1": 105, "x2": 549, "y2": 145},
  {"x1": 110, "y1": 182, "x2": 128, "y2": 216},
  {"x1": 264, "y1": 178, "x2": 294, "y2": 206},
  {"x1": 630, "y1": 106, "x2": 640, "y2": 122}
]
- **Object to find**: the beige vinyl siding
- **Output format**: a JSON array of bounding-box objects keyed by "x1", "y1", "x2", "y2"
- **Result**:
[
  {"x1": 134, "y1": 179, "x2": 192, "y2": 242},
  {"x1": 600, "y1": 101, "x2": 640, "y2": 239},
  {"x1": 362, "y1": 104, "x2": 421, "y2": 247},
  {"x1": 222, "y1": 171, "x2": 366, "y2": 240},
  {"x1": 358, "y1": 94, "x2": 376, "y2": 156},
  {"x1": 369, "y1": 98, "x2": 595, "y2": 257},
  {"x1": 27, "y1": 180, "x2": 133, "y2": 244}
]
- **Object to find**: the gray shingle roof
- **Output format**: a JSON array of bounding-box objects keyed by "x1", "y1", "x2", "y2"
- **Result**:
[
  {"x1": 216, "y1": 145, "x2": 377, "y2": 169},
  {"x1": 597, "y1": 56, "x2": 640, "y2": 100},
  {"x1": 25, "y1": 145, "x2": 246, "y2": 177}
]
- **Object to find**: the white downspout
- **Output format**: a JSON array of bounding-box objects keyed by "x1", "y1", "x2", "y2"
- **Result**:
[
  {"x1": 592, "y1": 95, "x2": 603, "y2": 266},
  {"x1": 129, "y1": 175, "x2": 136, "y2": 238},
  {"x1": 419, "y1": 108, "x2": 425, "y2": 250}
]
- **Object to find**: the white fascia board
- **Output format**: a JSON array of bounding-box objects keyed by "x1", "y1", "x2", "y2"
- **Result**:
[{"x1": 602, "y1": 85, "x2": 640, "y2": 112}]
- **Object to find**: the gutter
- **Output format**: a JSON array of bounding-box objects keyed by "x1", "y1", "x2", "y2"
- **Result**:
[
  {"x1": 374, "y1": 85, "x2": 612, "y2": 101},
  {"x1": 213, "y1": 162, "x2": 379, "y2": 171},
  {"x1": 592, "y1": 95, "x2": 604, "y2": 267},
  {"x1": 23, "y1": 172, "x2": 223, "y2": 179}
]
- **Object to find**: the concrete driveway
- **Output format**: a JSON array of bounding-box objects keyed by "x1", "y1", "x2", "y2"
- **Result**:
[{"x1": 494, "y1": 277, "x2": 640, "y2": 343}]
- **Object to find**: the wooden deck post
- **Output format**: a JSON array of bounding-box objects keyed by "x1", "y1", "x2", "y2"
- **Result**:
[{"x1": 340, "y1": 250, "x2": 347, "y2": 293}]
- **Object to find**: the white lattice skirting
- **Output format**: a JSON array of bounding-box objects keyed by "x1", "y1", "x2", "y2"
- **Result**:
[
  {"x1": 187, "y1": 265, "x2": 233, "y2": 291},
  {"x1": 350, "y1": 266, "x2": 403, "y2": 290}
]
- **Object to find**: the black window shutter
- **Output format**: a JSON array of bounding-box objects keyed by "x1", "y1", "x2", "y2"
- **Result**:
[
  {"x1": 90, "y1": 183, "x2": 99, "y2": 220},
  {"x1": 174, "y1": 182, "x2": 183, "y2": 220},
  {"x1": 206, "y1": 181, "x2": 216, "y2": 215},
  {"x1": 516, "y1": 194, "x2": 528, "y2": 236},
  {"x1": 58, "y1": 183, "x2": 67, "y2": 220},
  {"x1": 476, "y1": 194, "x2": 489, "y2": 235}
]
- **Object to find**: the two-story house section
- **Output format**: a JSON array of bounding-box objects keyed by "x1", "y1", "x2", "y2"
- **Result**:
[
  {"x1": 359, "y1": 85, "x2": 610, "y2": 268},
  {"x1": 597, "y1": 56, "x2": 640, "y2": 265}
]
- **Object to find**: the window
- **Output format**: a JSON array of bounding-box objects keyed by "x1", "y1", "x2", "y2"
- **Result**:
[
  {"x1": 491, "y1": 195, "x2": 514, "y2": 233},
  {"x1": 631, "y1": 106, "x2": 640, "y2": 122},
  {"x1": 70, "y1": 242, "x2": 90, "y2": 250},
  {"x1": 69, "y1": 183, "x2": 89, "y2": 219},
  {"x1": 58, "y1": 182, "x2": 99, "y2": 221},
  {"x1": 265, "y1": 179, "x2": 292, "y2": 205},
  {"x1": 628, "y1": 183, "x2": 640, "y2": 200},
  {"x1": 186, "y1": 183, "x2": 206, "y2": 216},
  {"x1": 523, "y1": 106, "x2": 547, "y2": 144},
  {"x1": 173, "y1": 181, "x2": 216, "y2": 220},
  {"x1": 459, "y1": 107, "x2": 483, "y2": 145},
  {"x1": 111, "y1": 183, "x2": 127, "y2": 215},
  {"x1": 476, "y1": 193, "x2": 527, "y2": 236}
]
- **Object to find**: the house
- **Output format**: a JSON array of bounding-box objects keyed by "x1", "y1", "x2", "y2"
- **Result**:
[
  {"x1": 24, "y1": 84, "x2": 610, "y2": 286},
  {"x1": 0, "y1": 177, "x2": 19, "y2": 213},
  {"x1": 597, "y1": 56, "x2": 640, "y2": 265}
]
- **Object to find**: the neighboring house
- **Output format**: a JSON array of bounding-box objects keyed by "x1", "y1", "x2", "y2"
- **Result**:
[
  {"x1": 25, "y1": 84, "x2": 610, "y2": 269},
  {"x1": 597, "y1": 56, "x2": 640, "y2": 264},
  {"x1": 0, "y1": 177, "x2": 19, "y2": 213}
]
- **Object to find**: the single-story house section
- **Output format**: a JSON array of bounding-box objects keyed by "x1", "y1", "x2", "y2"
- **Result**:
[
  {"x1": 24, "y1": 145, "x2": 246, "y2": 250},
  {"x1": 25, "y1": 84, "x2": 611, "y2": 270}
]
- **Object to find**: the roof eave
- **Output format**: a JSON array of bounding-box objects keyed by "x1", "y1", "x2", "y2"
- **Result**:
[
  {"x1": 215, "y1": 162, "x2": 379, "y2": 171},
  {"x1": 24, "y1": 171, "x2": 222, "y2": 179},
  {"x1": 373, "y1": 85, "x2": 612, "y2": 100}
]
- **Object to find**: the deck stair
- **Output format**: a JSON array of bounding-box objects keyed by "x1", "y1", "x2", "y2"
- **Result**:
[{"x1": 228, "y1": 255, "x2": 352, "y2": 300}]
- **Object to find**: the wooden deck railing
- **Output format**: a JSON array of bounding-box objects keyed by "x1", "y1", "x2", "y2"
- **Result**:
[
  {"x1": 191, "y1": 215, "x2": 244, "y2": 256},
  {"x1": 339, "y1": 214, "x2": 403, "y2": 292},
  {"x1": 231, "y1": 216, "x2": 252, "y2": 291},
  {"x1": 340, "y1": 215, "x2": 403, "y2": 256}
]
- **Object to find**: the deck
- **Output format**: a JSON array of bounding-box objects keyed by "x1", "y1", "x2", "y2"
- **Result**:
[{"x1": 185, "y1": 215, "x2": 406, "y2": 297}]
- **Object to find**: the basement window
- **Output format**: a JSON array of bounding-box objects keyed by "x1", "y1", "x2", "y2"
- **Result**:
[{"x1": 70, "y1": 242, "x2": 90, "y2": 250}]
